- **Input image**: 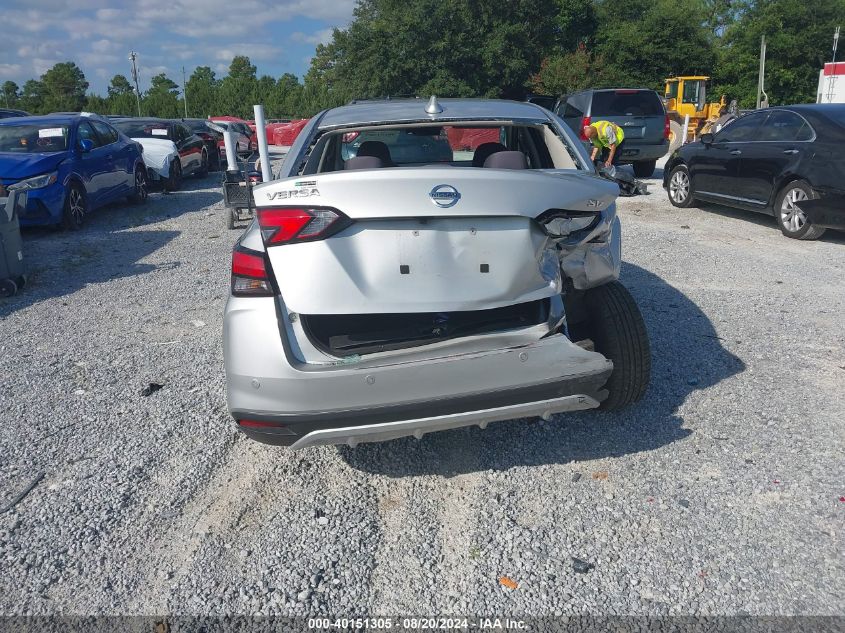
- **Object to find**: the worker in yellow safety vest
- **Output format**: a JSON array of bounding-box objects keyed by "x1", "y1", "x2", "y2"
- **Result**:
[{"x1": 583, "y1": 121, "x2": 625, "y2": 168}]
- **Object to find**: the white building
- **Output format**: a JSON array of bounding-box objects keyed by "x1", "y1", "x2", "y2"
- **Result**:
[{"x1": 817, "y1": 62, "x2": 845, "y2": 103}]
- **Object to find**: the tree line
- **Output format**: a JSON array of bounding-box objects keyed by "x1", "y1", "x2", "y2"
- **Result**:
[{"x1": 3, "y1": 0, "x2": 843, "y2": 120}]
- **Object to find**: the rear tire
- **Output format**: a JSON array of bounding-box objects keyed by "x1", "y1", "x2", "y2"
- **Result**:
[
  {"x1": 775, "y1": 180, "x2": 826, "y2": 240},
  {"x1": 165, "y1": 159, "x2": 182, "y2": 192},
  {"x1": 633, "y1": 160, "x2": 656, "y2": 178},
  {"x1": 62, "y1": 183, "x2": 86, "y2": 230},
  {"x1": 0, "y1": 278, "x2": 17, "y2": 298},
  {"x1": 581, "y1": 281, "x2": 651, "y2": 410},
  {"x1": 196, "y1": 150, "x2": 209, "y2": 178}
]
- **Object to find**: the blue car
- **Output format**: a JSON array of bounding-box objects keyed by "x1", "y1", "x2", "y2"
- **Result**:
[{"x1": 0, "y1": 114, "x2": 148, "y2": 229}]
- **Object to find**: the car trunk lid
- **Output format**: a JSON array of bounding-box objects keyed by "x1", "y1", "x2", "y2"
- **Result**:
[{"x1": 255, "y1": 168, "x2": 616, "y2": 315}]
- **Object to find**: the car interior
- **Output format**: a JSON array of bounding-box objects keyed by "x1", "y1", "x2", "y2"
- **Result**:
[{"x1": 301, "y1": 123, "x2": 582, "y2": 174}]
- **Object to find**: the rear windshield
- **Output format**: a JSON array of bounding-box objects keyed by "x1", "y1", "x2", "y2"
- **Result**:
[
  {"x1": 591, "y1": 91, "x2": 664, "y2": 116},
  {"x1": 185, "y1": 120, "x2": 213, "y2": 133},
  {"x1": 300, "y1": 123, "x2": 585, "y2": 174},
  {"x1": 0, "y1": 124, "x2": 69, "y2": 153},
  {"x1": 113, "y1": 121, "x2": 172, "y2": 139}
]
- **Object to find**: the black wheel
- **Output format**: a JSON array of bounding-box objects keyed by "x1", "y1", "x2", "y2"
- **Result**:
[
  {"x1": 129, "y1": 166, "x2": 148, "y2": 204},
  {"x1": 165, "y1": 159, "x2": 182, "y2": 192},
  {"x1": 62, "y1": 183, "x2": 87, "y2": 230},
  {"x1": 775, "y1": 180, "x2": 826, "y2": 240},
  {"x1": 196, "y1": 150, "x2": 209, "y2": 178},
  {"x1": 226, "y1": 208, "x2": 237, "y2": 229},
  {"x1": 581, "y1": 281, "x2": 651, "y2": 410},
  {"x1": 0, "y1": 278, "x2": 17, "y2": 298},
  {"x1": 209, "y1": 147, "x2": 221, "y2": 171},
  {"x1": 667, "y1": 164, "x2": 695, "y2": 208},
  {"x1": 633, "y1": 160, "x2": 656, "y2": 178}
]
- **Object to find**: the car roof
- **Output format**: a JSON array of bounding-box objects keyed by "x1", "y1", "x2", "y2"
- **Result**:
[
  {"x1": 778, "y1": 103, "x2": 845, "y2": 114},
  {"x1": 317, "y1": 98, "x2": 552, "y2": 129},
  {"x1": 0, "y1": 113, "x2": 84, "y2": 126},
  {"x1": 112, "y1": 117, "x2": 172, "y2": 123}
]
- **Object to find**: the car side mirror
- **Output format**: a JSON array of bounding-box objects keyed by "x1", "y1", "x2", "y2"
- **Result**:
[
  {"x1": 78, "y1": 139, "x2": 94, "y2": 153},
  {"x1": 700, "y1": 133, "x2": 714, "y2": 146}
]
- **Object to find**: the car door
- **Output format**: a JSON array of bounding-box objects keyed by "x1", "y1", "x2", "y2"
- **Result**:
[
  {"x1": 735, "y1": 110, "x2": 815, "y2": 210},
  {"x1": 75, "y1": 121, "x2": 108, "y2": 208},
  {"x1": 691, "y1": 111, "x2": 767, "y2": 203},
  {"x1": 90, "y1": 119, "x2": 126, "y2": 200}
]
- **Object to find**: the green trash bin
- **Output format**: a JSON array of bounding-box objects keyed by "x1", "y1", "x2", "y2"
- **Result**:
[{"x1": 0, "y1": 189, "x2": 27, "y2": 297}]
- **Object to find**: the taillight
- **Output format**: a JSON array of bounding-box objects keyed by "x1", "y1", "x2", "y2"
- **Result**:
[
  {"x1": 231, "y1": 245, "x2": 273, "y2": 296},
  {"x1": 664, "y1": 115, "x2": 671, "y2": 140},
  {"x1": 579, "y1": 116, "x2": 591, "y2": 140},
  {"x1": 256, "y1": 206, "x2": 350, "y2": 246}
]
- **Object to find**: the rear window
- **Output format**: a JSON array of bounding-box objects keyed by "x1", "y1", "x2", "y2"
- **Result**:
[
  {"x1": 0, "y1": 124, "x2": 69, "y2": 153},
  {"x1": 113, "y1": 121, "x2": 172, "y2": 139},
  {"x1": 591, "y1": 90, "x2": 664, "y2": 117}
]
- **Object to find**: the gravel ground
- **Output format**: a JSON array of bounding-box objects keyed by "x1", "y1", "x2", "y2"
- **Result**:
[{"x1": 0, "y1": 163, "x2": 843, "y2": 618}]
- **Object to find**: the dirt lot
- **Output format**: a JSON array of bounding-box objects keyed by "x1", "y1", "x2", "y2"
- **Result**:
[{"x1": 0, "y1": 165, "x2": 843, "y2": 617}]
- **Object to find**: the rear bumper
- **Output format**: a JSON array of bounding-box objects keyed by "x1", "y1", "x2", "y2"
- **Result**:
[
  {"x1": 798, "y1": 191, "x2": 845, "y2": 230},
  {"x1": 224, "y1": 296, "x2": 613, "y2": 448},
  {"x1": 617, "y1": 141, "x2": 669, "y2": 163}
]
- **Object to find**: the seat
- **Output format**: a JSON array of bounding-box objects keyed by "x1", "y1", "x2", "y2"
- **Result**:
[
  {"x1": 472, "y1": 142, "x2": 507, "y2": 167},
  {"x1": 483, "y1": 151, "x2": 528, "y2": 170},
  {"x1": 356, "y1": 141, "x2": 394, "y2": 166},
  {"x1": 345, "y1": 156, "x2": 383, "y2": 170}
]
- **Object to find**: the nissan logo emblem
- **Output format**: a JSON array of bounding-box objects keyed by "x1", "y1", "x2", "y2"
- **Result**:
[{"x1": 429, "y1": 184, "x2": 461, "y2": 208}]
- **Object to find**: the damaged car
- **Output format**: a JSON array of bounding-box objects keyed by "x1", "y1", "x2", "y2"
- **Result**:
[{"x1": 224, "y1": 97, "x2": 651, "y2": 449}]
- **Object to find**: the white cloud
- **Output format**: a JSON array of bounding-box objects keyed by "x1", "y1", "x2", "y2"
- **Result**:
[{"x1": 290, "y1": 28, "x2": 334, "y2": 46}]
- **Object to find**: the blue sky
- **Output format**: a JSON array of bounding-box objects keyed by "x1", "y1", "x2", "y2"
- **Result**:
[{"x1": 1, "y1": 0, "x2": 357, "y2": 95}]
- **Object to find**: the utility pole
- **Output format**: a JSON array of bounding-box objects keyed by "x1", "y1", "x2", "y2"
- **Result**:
[
  {"x1": 182, "y1": 66, "x2": 188, "y2": 119},
  {"x1": 756, "y1": 35, "x2": 768, "y2": 109},
  {"x1": 129, "y1": 51, "x2": 141, "y2": 116}
]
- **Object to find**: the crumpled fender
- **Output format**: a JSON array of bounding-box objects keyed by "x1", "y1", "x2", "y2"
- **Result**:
[{"x1": 558, "y1": 215, "x2": 621, "y2": 290}]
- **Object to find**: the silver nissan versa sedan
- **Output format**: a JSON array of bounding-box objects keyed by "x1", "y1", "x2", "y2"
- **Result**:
[{"x1": 223, "y1": 97, "x2": 651, "y2": 449}]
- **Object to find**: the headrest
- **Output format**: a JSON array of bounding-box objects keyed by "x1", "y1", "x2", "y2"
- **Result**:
[
  {"x1": 356, "y1": 140, "x2": 393, "y2": 165},
  {"x1": 345, "y1": 156, "x2": 383, "y2": 170},
  {"x1": 483, "y1": 151, "x2": 528, "y2": 170}
]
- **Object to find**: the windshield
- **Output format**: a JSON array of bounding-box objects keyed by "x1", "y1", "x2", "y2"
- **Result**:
[
  {"x1": 591, "y1": 90, "x2": 664, "y2": 116},
  {"x1": 185, "y1": 120, "x2": 214, "y2": 133},
  {"x1": 0, "y1": 124, "x2": 70, "y2": 153},
  {"x1": 113, "y1": 121, "x2": 172, "y2": 139}
]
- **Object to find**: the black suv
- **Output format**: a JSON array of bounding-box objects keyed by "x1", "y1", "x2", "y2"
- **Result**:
[{"x1": 555, "y1": 88, "x2": 669, "y2": 177}]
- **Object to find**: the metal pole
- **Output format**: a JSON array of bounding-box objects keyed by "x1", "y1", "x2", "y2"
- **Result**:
[
  {"x1": 827, "y1": 27, "x2": 840, "y2": 104},
  {"x1": 182, "y1": 66, "x2": 188, "y2": 118},
  {"x1": 756, "y1": 35, "x2": 767, "y2": 109},
  {"x1": 129, "y1": 51, "x2": 141, "y2": 116},
  {"x1": 253, "y1": 104, "x2": 272, "y2": 182},
  {"x1": 222, "y1": 130, "x2": 238, "y2": 170}
]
